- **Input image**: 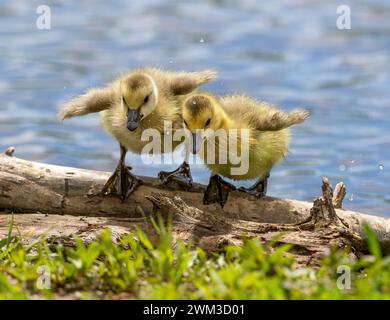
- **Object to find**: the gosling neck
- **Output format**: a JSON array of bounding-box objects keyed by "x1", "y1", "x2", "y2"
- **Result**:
[{"x1": 215, "y1": 106, "x2": 233, "y2": 130}]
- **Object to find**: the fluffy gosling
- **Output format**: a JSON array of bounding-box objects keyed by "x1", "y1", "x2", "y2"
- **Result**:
[
  {"x1": 59, "y1": 68, "x2": 217, "y2": 200},
  {"x1": 180, "y1": 93, "x2": 309, "y2": 207}
]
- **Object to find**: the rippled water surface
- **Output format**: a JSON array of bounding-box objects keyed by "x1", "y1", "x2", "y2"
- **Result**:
[{"x1": 1, "y1": 0, "x2": 389, "y2": 216}]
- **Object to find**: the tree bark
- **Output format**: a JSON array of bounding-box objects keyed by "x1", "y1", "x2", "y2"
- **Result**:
[{"x1": 1, "y1": 151, "x2": 389, "y2": 264}]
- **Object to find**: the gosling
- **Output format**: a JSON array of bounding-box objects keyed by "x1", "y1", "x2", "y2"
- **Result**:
[
  {"x1": 179, "y1": 93, "x2": 309, "y2": 207},
  {"x1": 59, "y1": 68, "x2": 217, "y2": 200}
]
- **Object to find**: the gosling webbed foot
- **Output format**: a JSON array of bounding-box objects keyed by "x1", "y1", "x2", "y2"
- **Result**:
[
  {"x1": 203, "y1": 175, "x2": 236, "y2": 208},
  {"x1": 238, "y1": 174, "x2": 269, "y2": 198},
  {"x1": 158, "y1": 161, "x2": 193, "y2": 190},
  {"x1": 100, "y1": 163, "x2": 142, "y2": 201}
]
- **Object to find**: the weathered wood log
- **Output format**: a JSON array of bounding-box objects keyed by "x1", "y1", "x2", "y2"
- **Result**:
[
  {"x1": 0, "y1": 152, "x2": 312, "y2": 222},
  {"x1": 1, "y1": 150, "x2": 390, "y2": 262}
]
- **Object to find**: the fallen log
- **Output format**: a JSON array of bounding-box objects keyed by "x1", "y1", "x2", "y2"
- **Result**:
[
  {"x1": 1, "y1": 149, "x2": 390, "y2": 263},
  {"x1": 0, "y1": 151, "x2": 314, "y2": 222}
]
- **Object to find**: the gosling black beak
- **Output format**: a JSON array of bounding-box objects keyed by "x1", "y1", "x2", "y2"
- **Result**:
[
  {"x1": 127, "y1": 109, "x2": 141, "y2": 131},
  {"x1": 192, "y1": 133, "x2": 197, "y2": 154},
  {"x1": 191, "y1": 131, "x2": 203, "y2": 154}
]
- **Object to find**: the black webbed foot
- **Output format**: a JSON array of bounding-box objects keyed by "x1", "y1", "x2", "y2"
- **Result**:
[
  {"x1": 99, "y1": 144, "x2": 142, "y2": 201},
  {"x1": 203, "y1": 175, "x2": 236, "y2": 208},
  {"x1": 238, "y1": 174, "x2": 269, "y2": 198},
  {"x1": 158, "y1": 161, "x2": 193, "y2": 190},
  {"x1": 100, "y1": 163, "x2": 142, "y2": 201}
]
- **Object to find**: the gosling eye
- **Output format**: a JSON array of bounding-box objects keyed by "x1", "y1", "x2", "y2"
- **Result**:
[
  {"x1": 144, "y1": 95, "x2": 149, "y2": 104},
  {"x1": 205, "y1": 118, "x2": 211, "y2": 127}
]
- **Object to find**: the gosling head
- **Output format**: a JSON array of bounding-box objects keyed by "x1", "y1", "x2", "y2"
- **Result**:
[
  {"x1": 182, "y1": 94, "x2": 220, "y2": 154},
  {"x1": 121, "y1": 73, "x2": 158, "y2": 131}
]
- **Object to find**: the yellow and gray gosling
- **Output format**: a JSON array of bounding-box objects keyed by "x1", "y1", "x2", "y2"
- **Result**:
[
  {"x1": 59, "y1": 68, "x2": 217, "y2": 200},
  {"x1": 177, "y1": 93, "x2": 309, "y2": 207}
]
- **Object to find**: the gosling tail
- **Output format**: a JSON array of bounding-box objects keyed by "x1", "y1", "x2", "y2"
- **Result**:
[{"x1": 58, "y1": 87, "x2": 114, "y2": 120}]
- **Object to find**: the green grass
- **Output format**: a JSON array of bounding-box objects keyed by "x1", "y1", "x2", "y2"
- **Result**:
[{"x1": 0, "y1": 216, "x2": 389, "y2": 300}]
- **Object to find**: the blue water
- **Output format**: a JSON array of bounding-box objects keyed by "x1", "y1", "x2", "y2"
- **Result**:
[{"x1": 0, "y1": 0, "x2": 389, "y2": 217}]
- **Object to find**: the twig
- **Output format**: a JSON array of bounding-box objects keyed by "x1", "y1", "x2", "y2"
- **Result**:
[{"x1": 333, "y1": 182, "x2": 346, "y2": 209}]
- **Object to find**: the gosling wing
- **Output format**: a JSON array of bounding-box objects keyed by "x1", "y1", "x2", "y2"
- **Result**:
[
  {"x1": 252, "y1": 108, "x2": 310, "y2": 131},
  {"x1": 59, "y1": 87, "x2": 116, "y2": 120},
  {"x1": 169, "y1": 69, "x2": 217, "y2": 96}
]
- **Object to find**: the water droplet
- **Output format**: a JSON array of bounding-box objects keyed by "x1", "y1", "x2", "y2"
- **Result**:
[
  {"x1": 200, "y1": 37, "x2": 204, "y2": 43},
  {"x1": 169, "y1": 60, "x2": 173, "y2": 64},
  {"x1": 379, "y1": 163, "x2": 384, "y2": 170},
  {"x1": 350, "y1": 160, "x2": 355, "y2": 164},
  {"x1": 339, "y1": 164, "x2": 347, "y2": 172},
  {"x1": 348, "y1": 193, "x2": 354, "y2": 202}
]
